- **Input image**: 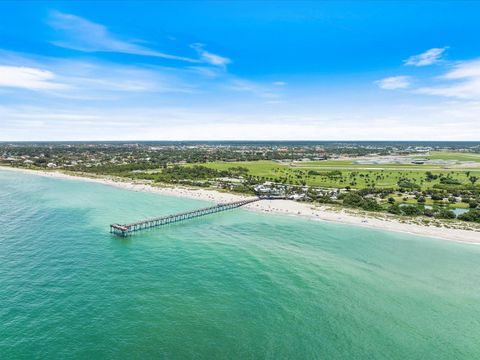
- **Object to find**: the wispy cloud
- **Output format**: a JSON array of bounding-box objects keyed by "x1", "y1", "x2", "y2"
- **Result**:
[
  {"x1": 228, "y1": 79, "x2": 281, "y2": 99},
  {"x1": 375, "y1": 76, "x2": 411, "y2": 90},
  {"x1": 2, "y1": 101, "x2": 479, "y2": 141},
  {"x1": 416, "y1": 59, "x2": 480, "y2": 99},
  {"x1": 62, "y1": 60, "x2": 198, "y2": 94},
  {"x1": 187, "y1": 66, "x2": 223, "y2": 78},
  {"x1": 0, "y1": 50, "x2": 280, "y2": 104},
  {"x1": 0, "y1": 65, "x2": 67, "y2": 90},
  {"x1": 443, "y1": 59, "x2": 480, "y2": 80},
  {"x1": 191, "y1": 43, "x2": 231, "y2": 67},
  {"x1": 404, "y1": 47, "x2": 448, "y2": 66},
  {"x1": 0, "y1": 51, "x2": 199, "y2": 99},
  {"x1": 48, "y1": 11, "x2": 197, "y2": 62}
]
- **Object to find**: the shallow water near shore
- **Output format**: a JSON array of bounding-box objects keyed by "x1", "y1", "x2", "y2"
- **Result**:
[{"x1": 1, "y1": 170, "x2": 480, "y2": 359}]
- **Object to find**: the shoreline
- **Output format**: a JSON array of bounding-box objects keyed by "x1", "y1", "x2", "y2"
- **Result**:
[{"x1": 1, "y1": 165, "x2": 479, "y2": 244}]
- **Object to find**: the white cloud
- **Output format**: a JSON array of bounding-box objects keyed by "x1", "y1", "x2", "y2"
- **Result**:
[
  {"x1": 416, "y1": 59, "x2": 480, "y2": 99},
  {"x1": 48, "y1": 11, "x2": 197, "y2": 62},
  {"x1": 48, "y1": 12, "x2": 232, "y2": 67},
  {"x1": 375, "y1": 76, "x2": 411, "y2": 90},
  {"x1": 191, "y1": 43, "x2": 231, "y2": 67},
  {"x1": 228, "y1": 79, "x2": 281, "y2": 99},
  {"x1": 0, "y1": 66, "x2": 67, "y2": 90},
  {"x1": 442, "y1": 59, "x2": 480, "y2": 80},
  {"x1": 61, "y1": 62, "x2": 196, "y2": 94},
  {"x1": 0, "y1": 51, "x2": 274, "y2": 103},
  {"x1": 187, "y1": 66, "x2": 223, "y2": 78},
  {"x1": 404, "y1": 47, "x2": 447, "y2": 66},
  {"x1": 0, "y1": 50, "x2": 203, "y2": 99},
  {"x1": 273, "y1": 81, "x2": 286, "y2": 86},
  {"x1": 2, "y1": 100, "x2": 479, "y2": 141}
]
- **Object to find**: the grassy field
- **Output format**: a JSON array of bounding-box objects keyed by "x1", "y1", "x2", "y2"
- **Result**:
[
  {"x1": 292, "y1": 161, "x2": 445, "y2": 170},
  {"x1": 183, "y1": 159, "x2": 480, "y2": 190},
  {"x1": 426, "y1": 151, "x2": 480, "y2": 162}
]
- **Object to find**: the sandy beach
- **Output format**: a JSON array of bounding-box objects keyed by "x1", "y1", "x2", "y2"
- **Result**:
[{"x1": 1, "y1": 166, "x2": 479, "y2": 244}]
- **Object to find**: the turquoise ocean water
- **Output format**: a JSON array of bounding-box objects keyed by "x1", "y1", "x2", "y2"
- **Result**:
[{"x1": 1, "y1": 170, "x2": 480, "y2": 359}]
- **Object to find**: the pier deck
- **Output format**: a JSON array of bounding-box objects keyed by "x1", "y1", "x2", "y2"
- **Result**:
[{"x1": 110, "y1": 197, "x2": 261, "y2": 236}]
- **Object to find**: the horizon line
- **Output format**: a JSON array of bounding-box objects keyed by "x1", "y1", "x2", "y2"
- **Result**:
[{"x1": 1, "y1": 139, "x2": 480, "y2": 143}]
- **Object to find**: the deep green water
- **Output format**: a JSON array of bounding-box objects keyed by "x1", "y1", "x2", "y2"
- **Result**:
[{"x1": 1, "y1": 170, "x2": 480, "y2": 359}]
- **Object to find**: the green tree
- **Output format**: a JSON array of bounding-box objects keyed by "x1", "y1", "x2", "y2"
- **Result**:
[
  {"x1": 459, "y1": 210, "x2": 480, "y2": 223},
  {"x1": 401, "y1": 205, "x2": 422, "y2": 216},
  {"x1": 469, "y1": 176, "x2": 479, "y2": 186},
  {"x1": 387, "y1": 204, "x2": 402, "y2": 215}
]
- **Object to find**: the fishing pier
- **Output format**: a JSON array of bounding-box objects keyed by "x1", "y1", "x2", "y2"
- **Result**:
[{"x1": 110, "y1": 197, "x2": 262, "y2": 237}]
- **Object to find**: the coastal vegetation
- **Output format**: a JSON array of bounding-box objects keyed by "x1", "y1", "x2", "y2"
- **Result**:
[{"x1": 2, "y1": 141, "x2": 480, "y2": 224}]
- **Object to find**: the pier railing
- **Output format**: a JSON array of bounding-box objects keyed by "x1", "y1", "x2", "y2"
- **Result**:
[{"x1": 110, "y1": 197, "x2": 261, "y2": 237}]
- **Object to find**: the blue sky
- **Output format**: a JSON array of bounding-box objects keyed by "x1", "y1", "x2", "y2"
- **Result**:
[{"x1": 1, "y1": 1, "x2": 480, "y2": 140}]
